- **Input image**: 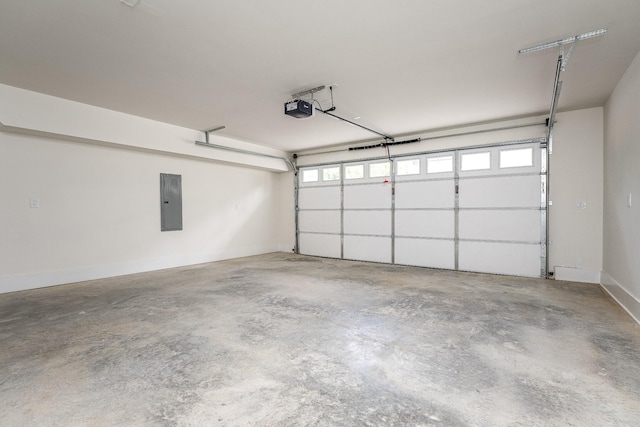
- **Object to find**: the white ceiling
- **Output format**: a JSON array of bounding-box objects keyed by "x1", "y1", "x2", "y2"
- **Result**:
[{"x1": 1, "y1": 0, "x2": 639, "y2": 153}]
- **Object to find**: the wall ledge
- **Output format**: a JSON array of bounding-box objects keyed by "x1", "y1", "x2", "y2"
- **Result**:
[
  {"x1": 600, "y1": 272, "x2": 640, "y2": 325},
  {"x1": 0, "y1": 84, "x2": 290, "y2": 172}
]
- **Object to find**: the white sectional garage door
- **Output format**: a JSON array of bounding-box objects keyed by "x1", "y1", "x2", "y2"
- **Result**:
[
  {"x1": 395, "y1": 153, "x2": 456, "y2": 270},
  {"x1": 456, "y1": 145, "x2": 544, "y2": 277},
  {"x1": 297, "y1": 140, "x2": 546, "y2": 278},
  {"x1": 343, "y1": 160, "x2": 393, "y2": 263},
  {"x1": 297, "y1": 167, "x2": 342, "y2": 258}
]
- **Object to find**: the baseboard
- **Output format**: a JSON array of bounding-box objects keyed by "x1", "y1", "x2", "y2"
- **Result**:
[
  {"x1": 553, "y1": 266, "x2": 601, "y2": 284},
  {"x1": 0, "y1": 245, "x2": 281, "y2": 295},
  {"x1": 600, "y1": 272, "x2": 640, "y2": 325}
]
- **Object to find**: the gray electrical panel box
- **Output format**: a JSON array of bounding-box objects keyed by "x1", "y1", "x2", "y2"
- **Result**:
[{"x1": 160, "y1": 173, "x2": 182, "y2": 231}]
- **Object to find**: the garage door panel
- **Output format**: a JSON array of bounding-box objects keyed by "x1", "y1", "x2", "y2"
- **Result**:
[
  {"x1": 299, "y1": 211, "x2": 341, "y2": 234},
  {"x1": 395, "y1": 238, "x2": 455, "y2": 269},
  {"x1": 459, "y1": 210, "x2": 540, "y2": 242},
  {"x1": 344, "y1": 236, "x2": 391, "y2": 263},
  {"x1": 299, "y1": 233, "x2": 341, "y2": 258},
  {"x1": 459, "y1": 175, "x2": 540, "y2": 208},
  {"x1": 344, "y1": 211, "x2": 391, "y2": 236},
  {"x1": 344, "y1": 184, "x2": 391, "y2": 209},
  {"x1": 459, "y1": 241, "x2": 541, "y2": 277},
  {"x1": 395, "y1": 180, "x2": 454, "y2": 209},
  {"x1": 298, "y1": 187, "x2": 341, "y2": 210},
  {"x1": 395, "y1": 210, "x2": 454, "y2": 239}
]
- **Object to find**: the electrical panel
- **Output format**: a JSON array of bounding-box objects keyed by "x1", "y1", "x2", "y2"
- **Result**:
[{"x1": 160, "y1": 173, "x2": 182, "y2": 231}]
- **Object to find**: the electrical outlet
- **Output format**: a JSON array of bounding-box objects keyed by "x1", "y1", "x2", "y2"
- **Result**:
[
  {"x1": 576, "y1": 201, "x2": 587, "y2": 210},
  {"x1": 30, "y1": 198, "x2": 40, "y2": 208}
]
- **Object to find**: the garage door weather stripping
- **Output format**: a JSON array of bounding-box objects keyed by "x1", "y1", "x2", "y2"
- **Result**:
[{"x1": 296, "y1": 139, "x2": 548, "y2": 279}]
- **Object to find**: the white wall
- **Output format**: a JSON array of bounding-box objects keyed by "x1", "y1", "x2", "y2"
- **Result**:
[
  {"x1": 276, "y1": 171, "x2": 296, "y2": 253},
  {"x1": 602, "y1": 49, "x2": 640, "y2": 323},
  {"x1": 550, "y1": 108, "x2": 603, "y2": 283},
  {"x1": 0, "y1": 132, "x2": 286, "y2": 293},
  {"x1": 0, "y1": 85, "x2": 293, "y2": 294},
  {"x1": 296, "y1": 109, "x2": 604, "y2": 282}
]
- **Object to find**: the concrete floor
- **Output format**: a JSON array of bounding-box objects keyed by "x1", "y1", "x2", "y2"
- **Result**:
[{"x1": 1, "y1": 253, "x2": 639, "y2": 426}]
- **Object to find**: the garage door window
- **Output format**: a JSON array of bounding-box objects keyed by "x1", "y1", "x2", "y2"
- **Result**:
[
  {"x1": 323, "y1": 166, "x2": 340, "y2": 181},
  {"x1": 397, "y1": 159, "x2": 421, "y2": 176},
  {"x1": 369, "y1": 162, "x2": 391, "y2": 178},
  {"x1": 345, "y1": 164, "x2": 364, "y2": 180},
  {"x1": 427, "y1": 156, "x2": 453, "y2": 174},
  {"x1": 302, "y1": 169, "x2": 319, "y2": 183},
  {"x1": 461, "y1": 152, "x2": 491, "y2": 171},
  {"x1": 500, "y1": 148, "x2": 533, "y2": 168}
]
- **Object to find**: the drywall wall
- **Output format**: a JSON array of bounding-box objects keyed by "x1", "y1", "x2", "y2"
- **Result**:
[
  {"x1": 295, "y1": 109, "x2": 604, "y2": 282},
  {"x1": 276, "y1": 171, "x2": 296, "y2": 253},
  {"x1": 603, "y1": 49, "x2": 640, "y2": 323},
  {"x1": 549, "y1": 107, "x2": 603, "y2": 283},
  {"x1": 0, "y1": 84, "x2": 295, "y2": 294},
  {"x1": 0, "y1": 131, "x2": 285, "y2": 293}
]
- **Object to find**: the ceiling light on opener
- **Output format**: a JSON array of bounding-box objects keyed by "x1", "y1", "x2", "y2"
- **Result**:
[{"x1": 518, "y1": 29, "x2": 607, "y2": 54}]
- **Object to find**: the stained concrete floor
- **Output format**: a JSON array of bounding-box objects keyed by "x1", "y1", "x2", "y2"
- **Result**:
[{"x1": 1, "y1": 253, "x2": 639, "y2": 426}]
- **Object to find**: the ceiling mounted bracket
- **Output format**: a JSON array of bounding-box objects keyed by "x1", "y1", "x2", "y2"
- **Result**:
[
  {"x1": 291, "y1": 85, "x2": 326, "y2": 100},
  {"x1": 518, "y1": 29, "x2": 607, "y2": 56},
  {"x1": 518, "y1": 28, "x2": 607, "y2": 154},
  {"x1": 204, "y1": 125, "x2": 225, "y2": 144}
]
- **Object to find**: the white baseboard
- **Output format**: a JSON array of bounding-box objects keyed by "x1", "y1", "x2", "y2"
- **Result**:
[
  {"x1": 554, "y1": 266, "x2": 601, "y2": 284},
  {"x1": 0, "y1": 245, "x2": 281, "y2": 295},
  {"x1": 600, "y1": 272, "x2": 640, "y2": 325}
]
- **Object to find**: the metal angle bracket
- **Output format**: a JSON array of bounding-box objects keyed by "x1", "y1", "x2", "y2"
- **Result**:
[{"x1": 204, "y1": 125, "x2": 226, "y2": 144}]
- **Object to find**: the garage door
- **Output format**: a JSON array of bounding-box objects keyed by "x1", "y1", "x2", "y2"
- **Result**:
[
  {"x1": 394, "y1": 153, "x2": 456, "y2": 270},
  {"x1": 457, "y1": 144, "x2": 544, "y2": 277},
  {"x1": 343, "y1": 160, "x2": 392, "y2": 263},
  {"x1": 297, "y1": 166, "x2": 341, "y2": 258},
  {"x1": 297, "y1": 140, "x2": 546, "y2": 278}
]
